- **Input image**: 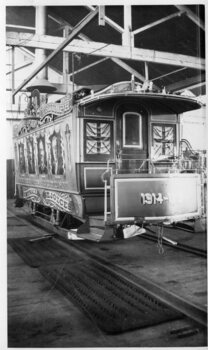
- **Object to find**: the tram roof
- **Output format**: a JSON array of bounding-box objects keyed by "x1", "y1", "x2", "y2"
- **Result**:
[{"x1": 77, "y1": 81, "x2": 202, "y2": 114}]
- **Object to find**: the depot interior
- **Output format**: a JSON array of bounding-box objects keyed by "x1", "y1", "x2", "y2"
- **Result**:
[
  {"x1": 6, "y1": 5, "x2": 206, "y2": 196},
  {"x1": 5, "y1": 4, "x2": 207, "y2": 347}
]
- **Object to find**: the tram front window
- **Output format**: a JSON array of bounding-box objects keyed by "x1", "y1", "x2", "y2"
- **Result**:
[
  {"x1": 84, "y1": 120, "x2": 114, "y2": 161},
  {"x1": 152, "y1": 124, "x2": 176, "y2": 160}
]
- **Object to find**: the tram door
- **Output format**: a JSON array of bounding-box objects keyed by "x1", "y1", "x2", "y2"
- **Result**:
[{"x1": 116, "y1": 103, "x2": 148, "y2": 172}]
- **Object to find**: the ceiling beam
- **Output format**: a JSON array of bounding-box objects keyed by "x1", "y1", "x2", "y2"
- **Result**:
[
  {"x1": 175, "y1": 5, "x2": 205, "y2": 31},
  {"x1": 132, "y1": 11, "x2": 184, "y2": 36},
  {"x1": 151, "y1": 67, "x2": 187, "y2": 82},
  {"x1": 69, "y1": 57, "x2": 109, "y2": 77},
  {"x1": 49, "y1": 10, "x2": 146, "y2": 83},
  {"x1": 11, "y1": 8, "x2": 99, "y2": 97},
  {"x1": 85, "y1": 5, "x2": 124, "y2": 33},
  {"x1": 175, "y1": 81, "x2": 205, "y2": 93},
  {"x1": 6, "y1": 61, "x2": 33, "y2": 75},
  {"x1": 48, "y1": 12, "x2": 90, "y2": 41},
  {"x1": 6, "y1": 24, "x2": 35, "y2": 31},
  {"x1": 7, "y1": 31, "x2": 205, "y2": 71},
  {"x1": 111, "y1": 58, "x2": 145, "y2": 82},
  {"x1": 166, "y1": 73, "x2": 205, "y2": 92}
]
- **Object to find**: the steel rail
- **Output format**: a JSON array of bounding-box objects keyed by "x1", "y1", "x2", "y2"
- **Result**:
[{"x1": 144, "y1": 227, "x2": 207, "y2": 258}]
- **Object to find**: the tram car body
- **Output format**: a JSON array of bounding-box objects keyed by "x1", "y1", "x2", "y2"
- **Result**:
[{"x1": 13, "y1": 81, "x2": 204, "y2": 241}]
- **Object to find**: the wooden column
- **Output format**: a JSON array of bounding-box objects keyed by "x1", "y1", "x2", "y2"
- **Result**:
[
  {"x1": 35, "y1": 6, "x2": 47, "y2": 79},
  {"x1": 11, "y1": 46, "x2": 15, "y2": 104},
  {"x1": 63, "y1": 26, "x2": 70, "y2": 94},
  {"x1": 144, "y1": 62, "x2": 149, "y2": 81},
  {"x1": 122, "y1": 5, "x2": 133, "y2": 47}
]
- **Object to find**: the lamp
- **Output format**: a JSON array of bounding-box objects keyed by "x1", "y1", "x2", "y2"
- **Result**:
[{"x1": 26, "y1": 78, "x2": 57, "y2": 93}]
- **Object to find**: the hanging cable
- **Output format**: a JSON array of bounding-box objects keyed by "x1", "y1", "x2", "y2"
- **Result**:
[{"x1": 157, "y1": 224, "x2": 164, "y2": 254}]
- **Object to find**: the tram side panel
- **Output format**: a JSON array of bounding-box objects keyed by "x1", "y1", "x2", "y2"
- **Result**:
[{"x1": 14, "y1": 112, "x2": 85, "y2": 220}]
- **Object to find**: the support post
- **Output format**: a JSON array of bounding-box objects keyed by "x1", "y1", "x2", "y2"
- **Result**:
[
  {"x1": 122, "y1": 5, "x2": 133, "y2": 47},
  {"x1": 144, "y1": 62, "x2": 149, "y2": 81},
  {"x1": 98, "y1": 6, "x2": 105, "y2": 26},
  {"x1": 35, "y1": 6, "x2": 47, "y2": 80},
  {"x1": 63, "y1": 26, "x2": 70, "y2": 94},
  {"x1": 11, "y1": 46, "x2": 15, "y2": 104}
]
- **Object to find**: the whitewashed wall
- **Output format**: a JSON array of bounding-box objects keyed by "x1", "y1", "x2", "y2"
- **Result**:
[{"x1": 180, "y1": 104, "x2": 207, "y2": 152}]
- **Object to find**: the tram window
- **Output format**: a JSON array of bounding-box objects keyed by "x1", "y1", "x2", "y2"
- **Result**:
[
  {"x1": 123, "y1": 112, "x2": 142, "y2": 148},
  {"x1": 152, "y1": 124, "x2": 176, "y2": 159},
  {"x1": 84, "y1": 120, "x2": 114, "y2": 161}
]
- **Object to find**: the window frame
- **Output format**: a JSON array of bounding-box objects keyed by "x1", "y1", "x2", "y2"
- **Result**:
[
  {"x1": 122, "y1": 112, "x2": 143, "y2": 149},
  {"x1": 151, "y1": 123, "x2": 177, "y2": 160},
  {"x1": 84, "y1": 119, "x2": 114, "y2": 161}
]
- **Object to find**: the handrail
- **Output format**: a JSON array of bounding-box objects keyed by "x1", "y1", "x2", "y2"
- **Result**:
[{"x1": 101, "y1": 159, "x2": 113, "y2": 223}]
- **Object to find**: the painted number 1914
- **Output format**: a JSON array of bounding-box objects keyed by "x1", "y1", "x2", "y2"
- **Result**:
[{"x1": 141, "y1": 193, "x2": 169, "y2": 205}]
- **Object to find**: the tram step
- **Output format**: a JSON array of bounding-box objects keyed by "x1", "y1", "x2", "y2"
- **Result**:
[
  {"x1": 77, "y1": 221, "x2": 114, "y2": 242},
  {"x1": 88, "y1": 215, "x2": 105, "y2": 227}
]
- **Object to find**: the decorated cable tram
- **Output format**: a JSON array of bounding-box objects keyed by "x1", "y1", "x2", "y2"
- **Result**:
[{"x1": 13, "y1": 79, "x2": 206, "y2": 241}]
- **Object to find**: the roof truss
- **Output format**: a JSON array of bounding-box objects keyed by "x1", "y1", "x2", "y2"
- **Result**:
[
  {"x1": 6, "y1": 5, "x2": 205, "y2": 97},
  {"x1": 7, "y1": 32, "x2": 205, "y2": 71},
  {"x1": 49, "y1": 9, "x2": 146, "y2": 82},
  {"x1": 175, "y1": 5, "x2": 205, "y2": 30},
  {"x1": 166, "y1": 73, "x2": 205, "y2": 92}
]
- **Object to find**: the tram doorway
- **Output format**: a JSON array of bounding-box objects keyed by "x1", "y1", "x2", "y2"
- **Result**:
[{"x1": 115, "y1": 103, "x2": 148, "y2": 172}]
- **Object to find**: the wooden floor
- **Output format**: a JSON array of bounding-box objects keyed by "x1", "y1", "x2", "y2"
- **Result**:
[{"x1": 6, "y1": 200, "x2": 207, "y2": 348}]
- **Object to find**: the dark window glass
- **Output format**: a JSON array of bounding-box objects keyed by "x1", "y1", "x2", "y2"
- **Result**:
[{"x1": 123, "y1": 113, "x2": 142, "y2": 148}]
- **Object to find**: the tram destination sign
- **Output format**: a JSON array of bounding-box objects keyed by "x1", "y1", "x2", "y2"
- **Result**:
[{"x1": 112, "y1": 174, "x2": 201, "y2": 223}]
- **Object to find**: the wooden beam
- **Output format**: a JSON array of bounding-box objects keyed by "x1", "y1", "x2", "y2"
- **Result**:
[
  {"x1": 63, "y1": 26, "x2": 70, "y2": 92},
  {"x1": 6, "y1": 61, "x2": 33, "y2": 75},
  {"x1": 132, "y1": 11, "x2": 184, "y2": 35},
  {"x1": 151, "y1": 67, "x2": 187, "y2": 82},
  {"x1": 48, "y1": 12, "x2": 90, "y2": 41},
  {"x1": 166, "y1": 73, "x2": 205, "y2": 92},
  {"x1": 6, "y1": 24, "x2": 35, "y2": 31},
  {"x1": 122, "y1": 5, "x2": 133, "y2": 46},
  {"x1": 175, "y1": 5, "x2": 205, "y2": 31},
  {"x1": 69, "y1": 57, "x2": 109, "y2": 77},
  {"x1": 85, "y1": 5, "x2": 124, "y2": 33},
  {"x1": 7, "y1": 31, "x2": 205, "y2": 70},
  {"x1": 11, "y1": 8, "x2": 99, "y2": 97},
  {"x1": 111, "y1": 58, "x2": 145, "y2": 82},
  {"x1": 35, "y1": 6, "x2": 47, "y2": 80},
  {"x1": 144, "y1": 62, "x2": 149, "y2": 81},
  {"x1": 175, "y1": 81, "x2": 205, "y2": 93},
  {"x1": 98, "y1": 6, "x2": 105, "y2": 26},
  {"x1": 49, "y1": 11, "x2": 146, "y2": 83},
  {"x1": 11, "y1": 46, "x2": 15, "y2": 104}
]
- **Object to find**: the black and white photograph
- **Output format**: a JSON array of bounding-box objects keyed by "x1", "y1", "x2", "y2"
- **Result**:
[{"x1": 3, "y1": 1, "x2": 207, "y2": 348}]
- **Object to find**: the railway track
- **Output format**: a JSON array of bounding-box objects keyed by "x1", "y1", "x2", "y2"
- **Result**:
[
  {"x1": 7, "y1": 208, "x2": 207, "y2": 333},
  {"x1": 57, "y1": 235, "x2": 207, "y2": 329}
]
